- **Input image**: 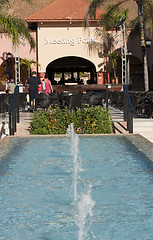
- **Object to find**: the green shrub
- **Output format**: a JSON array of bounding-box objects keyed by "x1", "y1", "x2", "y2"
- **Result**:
[{"x1": 30, "y1": 105, "x2": 113, "y2": 135}]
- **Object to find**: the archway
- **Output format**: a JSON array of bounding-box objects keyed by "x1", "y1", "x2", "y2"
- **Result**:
[
  {"x1": 129, "y1": 56, "x2": 144, "y2": 91},
  {"x1": 116, "y1": 55, "x2": 144, "y2": 90},
  {"x1": 108, "y1": 49, "x2": 144, "y2": 89},
  {"x1": 46, "y1": 56, "x2": 97, "y2": 85}
]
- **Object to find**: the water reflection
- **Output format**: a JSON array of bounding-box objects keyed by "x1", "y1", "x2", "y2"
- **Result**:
[{"x1": 0, "y1": 136, "x2": 153, "y2": 239}]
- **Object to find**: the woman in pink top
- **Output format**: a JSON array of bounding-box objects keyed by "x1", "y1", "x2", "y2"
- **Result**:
[
  {"x1": 38, "y1": 78, "x2": 44, "y2": 93},
  {"x1": 44, "y1": 76, "x2": 53, "y2": 95}
]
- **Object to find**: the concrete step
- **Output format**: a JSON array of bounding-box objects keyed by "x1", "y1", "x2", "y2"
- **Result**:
[{"x1": 113, "y1": 121, "x2": 129, "y2": 134}]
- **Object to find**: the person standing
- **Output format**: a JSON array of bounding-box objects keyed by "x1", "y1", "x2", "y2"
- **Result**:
[
  {"x1": 18, "y1": 81, "x2": 24, "y2": 93},
  {"x1": 44, "y1": 75, "x2": 53, "y2": 95},
  {"x1": 38, "y1": 77, "x2": 45, "y2": 94},
  {"x1": 27, "y1": 71, "x2": 41, "y2": 111},
  {"x1": 7, "y1": 79, "x2": 16, "y2": 93}
]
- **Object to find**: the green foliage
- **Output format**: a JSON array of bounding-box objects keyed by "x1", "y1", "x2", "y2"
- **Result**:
[
  {"x1": 80, "y1": 72, "x2": 89, "y2": 77},
  {"x1": 30, "y1": 105, "x2": 113, "y2": 135},
  {"x1": 20, "y1": 58, "x2": 40, "y2": 76},
  {"x1": 106, "y1": 52, "x2": 121, "y2": 78},
  {"x1": 0, "y1": 15, "x2": 35, "y2": 49},
  {"x1": 144, "y1": 0, "x2": 153, "y2": 35},
  {"x1": 100, "y1": 5, "x2": 128, "y2": 31},
  {"x1": 0, "y1": 0, "x2": 35, "y2": 49},
  {"x1": 129, "y1": 0, "x2": 153, "y2": 37},
  {"x1": 86, "y1": 0, "x2": 153, "y2": 43}
]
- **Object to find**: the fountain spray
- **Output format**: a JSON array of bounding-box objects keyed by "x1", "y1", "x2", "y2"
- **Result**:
[{"x1": 67, "y1": 123, "x2": 96, "y2": 240}]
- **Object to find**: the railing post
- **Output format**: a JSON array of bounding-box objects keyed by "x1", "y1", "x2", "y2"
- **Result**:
[
  {"x1": 9, "y1": 113, "x2": 12, "y2": 135},
  {"x1": 106, "y1": 84, "x2": 109, "y2": 109},
  {"x1": 124, "y1": 84, "x2": 133, "y2": 133},
  {"x1": 9, "y1": 85, "x2": 20, "y2": 135},
  {"x1": 14, "y1": 110, "x2": 17, "y2": 133},
  {"x1": 123, "y1": 85, "x2": 127, "y2": 121},
  {"x1": 12, "y1": 110, "x2": 15, "y2": 135},
  {"x1": 127, "y1": 110, "x2": 133, "y2": 133},
  {"x1": 16, "y1": 86, "x2": 20, "y2": 123}
]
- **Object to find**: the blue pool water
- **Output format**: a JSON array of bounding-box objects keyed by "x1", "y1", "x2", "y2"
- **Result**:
[{"x1": 0, "y1": 136, "x2": 153, "y2": 240}]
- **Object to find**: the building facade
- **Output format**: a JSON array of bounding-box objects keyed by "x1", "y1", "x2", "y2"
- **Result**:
[{"x1": 0, "y1": 0, "x2": 152, "y2": 91}]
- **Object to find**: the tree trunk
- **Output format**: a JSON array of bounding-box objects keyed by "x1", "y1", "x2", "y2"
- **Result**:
[
  {"x1": 137, "y1": 0, "x2": 149, "y2": 91},
  {"x1": 143, "y1": 52, "x2": 149, "y2": 91}
]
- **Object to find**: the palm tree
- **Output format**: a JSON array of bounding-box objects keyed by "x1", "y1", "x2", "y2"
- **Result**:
[
  {"x1": 0, "y1": 0, "x2": 35, "y2": 49},
  {"x1": 107, "y1": 52, "x2": 121, "y2": 80},
  {"x1": 99, "y1": 5, "x2": 128, "y2": 33},
  {"x1": 130, "y1": 0, "x2": 153, "y2": 91},
  {"x1": 86, "y1": 0, "x2": 153, "y2": 91},
  {"x1": 20, "y1": 58, "x2": 40, "y2": 77}
]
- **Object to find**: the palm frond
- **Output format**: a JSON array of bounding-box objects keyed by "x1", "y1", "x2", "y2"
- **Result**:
[
  {"x1": 0, "y1": 14, "x2": 35, "y2": 49},
  {"x1": 87, "y1": 0, "x2": 105, "y2": 19},
  {"x1": 143, "y1": 0, "x2": 153, "y2": 36},
  {"x1": 100, "y1": 5, "x2": 128, "y2": 31},
  {"x1": 84, "y1": 0, "x2": 128, "y2": 28},
  {"x1": 21, "y1": 58, "x2": 40, "y2": 76}
]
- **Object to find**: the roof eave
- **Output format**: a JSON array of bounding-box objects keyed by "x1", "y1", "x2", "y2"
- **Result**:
[{"x1": 26, "y1": 19, "x2": 100, "y2": 23}]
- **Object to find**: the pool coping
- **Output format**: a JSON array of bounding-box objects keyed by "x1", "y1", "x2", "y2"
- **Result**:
[
  {"x1": 0, "y1": 133, "x2": 153, "y2": 161},
  {"x1": 2, "y1": 132, "x2": 153, "y2": 146},
  {"x1": 6, "y1": 132, "x2": 153, "y2": 144},
  {"x1": 5, "y1": 133, "x2": 139, "y2": 137}
]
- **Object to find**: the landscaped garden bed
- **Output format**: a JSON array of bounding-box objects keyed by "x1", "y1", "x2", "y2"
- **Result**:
[{"x1": 30, "y1": 105, "x2": 113, "y2": 135}]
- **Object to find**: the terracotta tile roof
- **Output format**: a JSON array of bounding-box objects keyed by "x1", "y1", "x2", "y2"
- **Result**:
[{"x1": 26, "y1": 0, "x2": 104, "y2": 22}]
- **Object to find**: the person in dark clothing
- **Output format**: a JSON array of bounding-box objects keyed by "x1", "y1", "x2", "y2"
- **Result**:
[{"x1": 27, "y1": 71, "x2": 41, "y2": 111}]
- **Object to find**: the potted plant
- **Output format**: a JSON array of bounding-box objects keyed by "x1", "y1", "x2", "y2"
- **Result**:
[
  {"x1": 20, "y1": 58, "x2": 40, "y2": 77},
  {"x1": 107, "y1": 52, "x2": 121, "y2": 83}
]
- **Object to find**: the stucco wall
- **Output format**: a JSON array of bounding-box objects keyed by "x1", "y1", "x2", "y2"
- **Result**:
[
  {"x1": 0, "y1": 32, "x2": 36, "y2": 65},
  {"x1": 37, "y1": 23, "x2": 104, "y2": 73},
  {"x1": 0, "y1": 32, "x2": 36, "y2": 88}
]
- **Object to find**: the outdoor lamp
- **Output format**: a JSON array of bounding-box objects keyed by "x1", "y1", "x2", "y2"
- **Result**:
[
  {"x1": 145, "y1": 38, "x2": 152, "y2": 48},
  {"x1": 7, "y1": 52, "x2": 12, "y2": 59},
  {"x1": 127, "y1": 50, "x2": 132, "y2": 56}
]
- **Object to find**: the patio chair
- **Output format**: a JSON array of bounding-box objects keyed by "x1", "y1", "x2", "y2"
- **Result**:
[
  {"x1": 36, "y1": 93, "x2": 60, "y2": 109},
  {"x1": 60, "y1": 91, "x2": 83, "y2": 109}
]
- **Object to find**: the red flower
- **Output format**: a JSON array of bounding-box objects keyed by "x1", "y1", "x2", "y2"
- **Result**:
[{"x1": 51, "y1": 119, "x2": 54, "y2": 122}]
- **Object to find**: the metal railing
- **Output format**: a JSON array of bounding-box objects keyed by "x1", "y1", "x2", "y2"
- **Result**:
[
  {"x1": 9, "y1": 86, "x2": 20, "y2": 135},
  {"x1": 105, "y1": 84, "x2": 133, "y2": 133},
  {"x1": 123, "y1": 84, "x2": 133, "y2": 133}
]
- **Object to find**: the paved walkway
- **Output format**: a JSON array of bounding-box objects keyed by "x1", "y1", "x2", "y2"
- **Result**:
[
  {"x1": 110, "y1": 107, "x2": 153, "y2": 144},
  {"x1": 1, "y1": 107, "x2": 153, "y2": 144},
  {"x1": 0, "y1": 111, "x2": 34, "y2": 138},
  {"x1": 15, "y1": 112, "x2": 34, "y2": 136},
  {"x1": 133, "y1": 118, "x2": 153, "y2": 143}
]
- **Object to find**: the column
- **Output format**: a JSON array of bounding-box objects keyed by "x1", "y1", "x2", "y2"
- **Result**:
[{"x1": 97, "y1": 72, "x2": 104, "y2": 84}]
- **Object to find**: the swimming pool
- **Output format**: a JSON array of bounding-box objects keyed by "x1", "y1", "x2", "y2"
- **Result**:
[{"x1": 0, "y1": 135, "x2": 153, "y2": 240}]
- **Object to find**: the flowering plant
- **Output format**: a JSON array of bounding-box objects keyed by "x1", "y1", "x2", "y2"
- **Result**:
[{"x1": 30, "y1": 105, "x2": 113, "y2": 135}]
